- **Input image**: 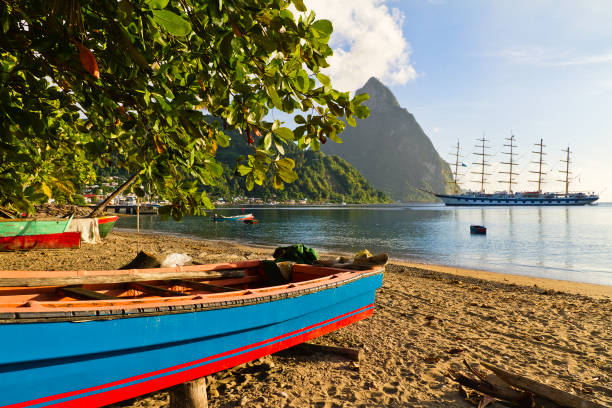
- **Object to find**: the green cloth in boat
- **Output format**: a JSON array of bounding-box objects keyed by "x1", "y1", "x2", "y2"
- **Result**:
[
  {"x1": 263, "y1": 244, "x2": 319, "y2": 285},
  {"x1": 272, "y1": 244, "x2": 318, "y2": 264}
]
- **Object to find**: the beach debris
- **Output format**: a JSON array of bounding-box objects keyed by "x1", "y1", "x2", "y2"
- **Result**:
[
  {"x1": 285, "y1": 342, "x2": 362, "y2": 362},
  {"x1": 161, "y1": 253, "x2": 193, "y2": 268},
  {"x1": 119, "y1": 251, "x2": 161, "y2": 269},
  {"x1": 0, "y1": 206, "x2": 17, "y2": 219},
  {"x1": 449, "y1": 360, "x2": 608, "y2": 408},
  {"x1": 480, "y1": 362, "x2": 608, "y2": 408},
  {"x1": 314, "y1": 252, "x2": 389, "y2": 269}
]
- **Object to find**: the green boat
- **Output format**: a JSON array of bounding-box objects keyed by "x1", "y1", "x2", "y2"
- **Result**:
[
  {"x1": 97, "y1": 215, "x2": 119, "y2": 238},
  {"x1": 0, "y1": 215, "x2": 119, "y2": 240},
  {"x1": 0, "y1": 218, "x2": 70, "y2": 237}
]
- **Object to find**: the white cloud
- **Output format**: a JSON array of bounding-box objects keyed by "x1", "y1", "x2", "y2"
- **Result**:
[{"x1": 304, "y1": 0, "x2": 417, "y2": 91}]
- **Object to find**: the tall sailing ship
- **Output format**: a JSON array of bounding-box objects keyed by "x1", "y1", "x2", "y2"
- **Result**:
[{"x1": 431, "y1": 136, "x2": 599, "y2": 206}]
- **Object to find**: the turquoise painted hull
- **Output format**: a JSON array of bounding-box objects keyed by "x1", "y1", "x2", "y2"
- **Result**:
[{"x1": 0, "y1": 219, "x2": 69, "y2": 237}]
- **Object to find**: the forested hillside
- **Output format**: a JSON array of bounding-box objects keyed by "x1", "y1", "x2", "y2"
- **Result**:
[{"x1": 207, "y1": 122, "x2": 389, "y2": 203}]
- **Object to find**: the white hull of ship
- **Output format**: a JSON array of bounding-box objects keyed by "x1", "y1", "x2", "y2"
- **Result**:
[{"x1": 435, "y1": 193, "x2": 598, "y2": 206}]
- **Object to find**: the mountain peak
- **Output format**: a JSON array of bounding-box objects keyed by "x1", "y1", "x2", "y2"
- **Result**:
[{"x1": 356, "y1": 77, "x2": 400, "y2": 109}]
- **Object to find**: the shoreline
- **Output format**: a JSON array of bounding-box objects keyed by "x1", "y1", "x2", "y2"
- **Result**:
[{"x1": 113, "y1": 228, "x2": 611, "y2": 300}]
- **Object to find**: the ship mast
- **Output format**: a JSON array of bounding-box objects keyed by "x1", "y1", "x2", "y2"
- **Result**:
[
  {"x1": 557, "y1": 146, "x2": 571, "y2": 195},
  {"x1": 529, "y1": 138, "x2": 546, "y2": 193},
  {"x1": 499, "y1": 133, "x2": 518, "y2": 193},
  {"x1": 471, "y1": 136, "x2": 491, "y2": 193},
  {"x1": 447, "y1": 140, "x2": 462, "y2": 194}
]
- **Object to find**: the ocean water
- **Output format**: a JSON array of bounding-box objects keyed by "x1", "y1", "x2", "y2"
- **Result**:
[{"x1": 116, "y1": 203, "x2": 612, "y2": 286}]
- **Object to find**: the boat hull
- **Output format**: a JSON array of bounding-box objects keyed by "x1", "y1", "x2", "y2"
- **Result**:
[
  {"x1": 0, "y1": 232, "x2": 81, "y2": 251},
  {"x1": 97, "y1": 216, "x2": 119, "y2": 238},
  {"x1": 212, "y1": 213, "x2": 254, "y2": 221},
  {"x1": 435, "y1": 193, "x2": 599, "y2": 206},
  {"x1": 0, "y1": 269, "x2": 382, "y2": 407},
  {"x1": 0, "y1": 219, "x2": 69, "y2": 237}
]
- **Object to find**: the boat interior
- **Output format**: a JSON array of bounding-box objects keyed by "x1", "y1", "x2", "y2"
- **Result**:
[{"x1": 0, "y1": 261, "x2": 382, "y2": 317}]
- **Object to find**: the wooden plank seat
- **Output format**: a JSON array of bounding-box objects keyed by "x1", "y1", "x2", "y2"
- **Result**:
[
  {"x1": 170, "y1": 279, "x2": 240, "y2": 293},
  {"x1": 57, "y1": 286, "x2": 119, "y2": 301}
]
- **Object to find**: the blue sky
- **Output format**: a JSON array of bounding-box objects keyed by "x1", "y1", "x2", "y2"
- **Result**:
[{"x1": 305, "y1": 0, "x2": 612, "y2": 200}]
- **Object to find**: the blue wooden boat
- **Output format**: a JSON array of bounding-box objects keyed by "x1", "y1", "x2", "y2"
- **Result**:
[
  {"x1": 470, "y1": 225, "x2": 487, "y2": 235},
  {"x1": 0, "y1": 260, "x2": 383, "y2": 407}
]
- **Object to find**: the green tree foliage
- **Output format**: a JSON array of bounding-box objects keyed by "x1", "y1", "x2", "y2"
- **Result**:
[{"x1": 0, "y1": 0, "x2": 369, "y2": 218}]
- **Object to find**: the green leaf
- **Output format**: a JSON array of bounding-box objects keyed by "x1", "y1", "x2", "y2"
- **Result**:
[
  {"x1": 145, "y1": 0, "x2": 169, "y2": 9},
  {"x1": 41, "y1": 182, "x2": 52, "y2": 199},
  {"x1": 276, "y1": 157, "x2": 295, "y2": 171},
  {"x1": 328, "y1": 132, "x2": 343, "y2": 143},
  {"x1": 266, "y1": 83, "x2": 283, "y2": 110},
  {"x1": 292, "y1": 0, "x2": 307, "y2": 12},
  {"x1": 309, "y1": 137, "x2": 320, "y2": 151},
  {"x1": 263, "y1": 132, "x2": 272, "y2": 150},
  {"x1": 236, "y1": 163, "x2": 252, "y2": 176},
  {"x1": 201, "y1": 193, "x2": 213, "y2": 210},
  {"x1": 272, "y1": 127, "x2": 294, "y2": 141},
  {"x1": 273, "y1": 174, "x2": 285, "y2": 190},
  {"x1": 152, "y1": 10, "x2": 192, "y2": 36},
  {"x1": 245, "y1": 173, "x2": 255, "y2": 191},
  {"x1": 352, "y1": 93, "x2": 370, "y2": 105},
  {"x1": 347, "y1": 115, "x2": 356, "y2": 127},
  {"x1": 311, "y1": 20, "x2": 333, "y2": 39},
  {"x1": 274, "y1": 140, "x2": 285, "y2": 155},
  {"x1": 277, "y1": 167, "x2": 298, "y2": 183},
  {"x1": 316, "y1": 73, "x2": 331, "y2": 92},
  {"x1": 354, "y1": 105, "x2": 369, "y2": 119}
]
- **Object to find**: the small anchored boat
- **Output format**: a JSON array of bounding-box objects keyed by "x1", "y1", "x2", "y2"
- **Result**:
[
  {"x1": 470, "y1": 225, "x2": 487, "y2": 235},
  {"x1": 211, "y1": 213, "x2": 254, "y2": 221},
  {"x1": 0, "y1": 260, "x2": 383, "y2": 407}
]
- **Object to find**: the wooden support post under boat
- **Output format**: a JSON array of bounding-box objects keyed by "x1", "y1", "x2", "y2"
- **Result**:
[{"x1": 169, "y1": 376, "x2": 208, "y2": 408}]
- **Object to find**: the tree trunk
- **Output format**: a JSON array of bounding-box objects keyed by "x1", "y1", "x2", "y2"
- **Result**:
[
  {"x1": 88, "y1": 171, "x2": 142, "y2": 218},
  {"x1": 170, "y1": 377, "x2": 208, "y2": 408}
]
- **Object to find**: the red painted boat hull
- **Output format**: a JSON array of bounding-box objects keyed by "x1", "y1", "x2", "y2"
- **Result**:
[{"x1": 0, "y1": 232, "x2": 81, "y2": 251}]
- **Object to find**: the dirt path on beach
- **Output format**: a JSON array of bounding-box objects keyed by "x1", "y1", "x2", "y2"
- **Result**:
[{"x1": 1, "y1": 231, "x2": 610, "y2": 407}]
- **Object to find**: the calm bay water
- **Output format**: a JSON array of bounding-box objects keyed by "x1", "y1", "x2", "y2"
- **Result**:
[{"x1": 116, "y1": 203, "x2": 612, "y2": 286}]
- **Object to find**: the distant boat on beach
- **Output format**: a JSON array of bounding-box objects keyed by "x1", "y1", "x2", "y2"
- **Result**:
[
  {"x1": 0, "y1": 215, "x2": 119, "y2": 250},
  {"x1": 427, "y1": 137, "x2": 599, "y2": 206},
  {"x1": 0, "y1": 260, "x2": 383, "y2": 406}
]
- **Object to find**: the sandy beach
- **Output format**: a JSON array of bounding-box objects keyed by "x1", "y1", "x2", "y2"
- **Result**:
[{"x1": 1, "y1": 231, "x2": 610, "y2": 407}]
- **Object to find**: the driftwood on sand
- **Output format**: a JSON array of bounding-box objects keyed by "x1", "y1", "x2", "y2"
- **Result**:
[
  {"x1": 481, "y1": 362, "x2": 608, "y2": 408},
  {"x1": 294, "y1": 343, "x2": 362, "y2": 361},
  {"x1": 449, "y1": 361, "x2": 608, "y2": 408}
]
